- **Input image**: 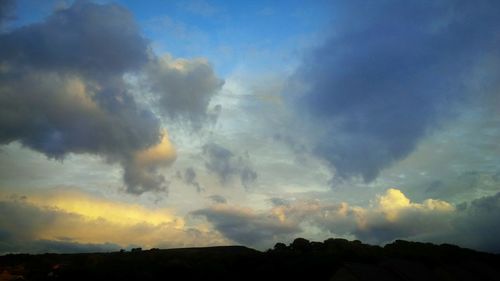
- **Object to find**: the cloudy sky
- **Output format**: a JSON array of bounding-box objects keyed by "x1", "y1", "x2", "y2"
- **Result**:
[{"x1": 1, "y1": 0, "x2": 500, "y2": 254}]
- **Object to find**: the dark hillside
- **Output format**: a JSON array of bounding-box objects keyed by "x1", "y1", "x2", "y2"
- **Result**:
[{"x1": 1, "y1": 239, "x2": 499, "y2": 281}]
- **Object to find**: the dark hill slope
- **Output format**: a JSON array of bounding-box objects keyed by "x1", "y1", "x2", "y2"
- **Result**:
[{"x1": 1, "y1": 239, "x2": 499, "y2": 281}]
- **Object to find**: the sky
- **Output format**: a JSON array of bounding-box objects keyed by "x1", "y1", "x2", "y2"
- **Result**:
[{"x1": 1, "y1": 0, "x2": 500, "y2": 254}]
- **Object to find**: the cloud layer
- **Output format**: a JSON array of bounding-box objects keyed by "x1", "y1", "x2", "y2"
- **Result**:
[
  {"x1": 193, "y1": 188, "x2": 500, "y2": 252},
  {"x1": 290, "y1": 0, "x2": 500, "y2": 181}
]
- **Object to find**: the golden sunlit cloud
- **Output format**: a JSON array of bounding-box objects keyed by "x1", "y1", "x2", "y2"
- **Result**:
[
  {"x1": 0, "y1": 190, "x2": 229, "y2": 248},
  {"x1": 26, "y1": 190, "x2": 181, "y2": 227},
  {"x1": 134, "y1": 130, "x2": 177, "y2": 168},
  {"x1": 377, "y1": 188, "x2": 454, "y2": 221}
]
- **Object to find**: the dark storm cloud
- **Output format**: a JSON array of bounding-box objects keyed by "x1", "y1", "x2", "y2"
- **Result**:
[
  {"x1": 290, "y1": 0, "x2": 500, "y2": 181},
  {"x1": 192, "y1": 206, "x2": 300, "y2": 246},
  {"x1": 0, "y1": 1, "x2": 221, "y2": 193},
  {"x1": 203, "y1": 143, "x2": 257, "y2": 188},
  {"x1": 0, "y1": 1, "x2": 149, "y2": 77}
]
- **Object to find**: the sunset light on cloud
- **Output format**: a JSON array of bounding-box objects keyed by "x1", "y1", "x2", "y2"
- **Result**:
[{"x1": 1, "y1": 0, "x2": 500, "y2": 254}]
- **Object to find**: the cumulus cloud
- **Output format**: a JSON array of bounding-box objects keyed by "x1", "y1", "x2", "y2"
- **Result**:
[
  {"x1": 203, "y1": 143, "x2": 257, "y2": 189},
  {"x1": 286, "y1": 189, "x2": 454, "y2": 244},
  {"x1": 0, "y1": 1, "x2": 221, "y2": 193},
  {"x1": 353, "y1": 189, "x2": 455, "y2": 244},
  {"x1": 0, "y1": 190, "x2": 229, "y2": 253},
  {"x1": 144, "y1": 55, "x2": 224, "y2": 128},
  {"x1": 289, "y1": 0, "x2": 500, "y2": 182}
]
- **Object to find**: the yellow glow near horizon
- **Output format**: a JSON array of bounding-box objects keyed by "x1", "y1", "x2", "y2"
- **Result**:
[
  {"x1": 0, "y1": 189, "x2": 234, "y2": 248},
  {"x1": 26, "y1": 191, "x2": 183, "y2": 228}
]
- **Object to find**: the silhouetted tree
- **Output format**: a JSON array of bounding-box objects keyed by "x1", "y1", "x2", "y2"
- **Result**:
[
  {"x1": 291, "y1": 238, "x2": 311, "y2": 252},
  {"x1": 273, "y1": 242, "x2": 287, "y2": 251}
]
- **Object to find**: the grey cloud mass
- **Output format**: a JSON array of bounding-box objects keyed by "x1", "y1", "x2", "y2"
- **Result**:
[
  {"x1": 192, "y1": 205, "x2": 300, "y2": 247},
  {"x1": 447, "y1": 192, "x2": 500, "y2": 253},
  {"x1": 1, "y1": 2, "x2": 150, "y2": 78},
  {"x1": 0, "y1": 1, "x2": 221, "y2": 194},
  {"x1": 0, "y1": 1, "x2": 161, "y2": 193},
  {"x1": 184, "y1": 167, "x2": 202, "y2": 192},
  {"x1": 290, "y1": 0, "x2": 500, "y2": 182},
  {"x1": 203, "y1": 143, "x2": 257, "y2": 188},
  {"x1": 145, "y1": 55, "x2": 224, "y2": 128}
]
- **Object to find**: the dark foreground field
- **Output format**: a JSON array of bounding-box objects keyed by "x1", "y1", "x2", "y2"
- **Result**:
[{"x1": 1, "y1": 238, "x2": 500, "y2": 281}]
